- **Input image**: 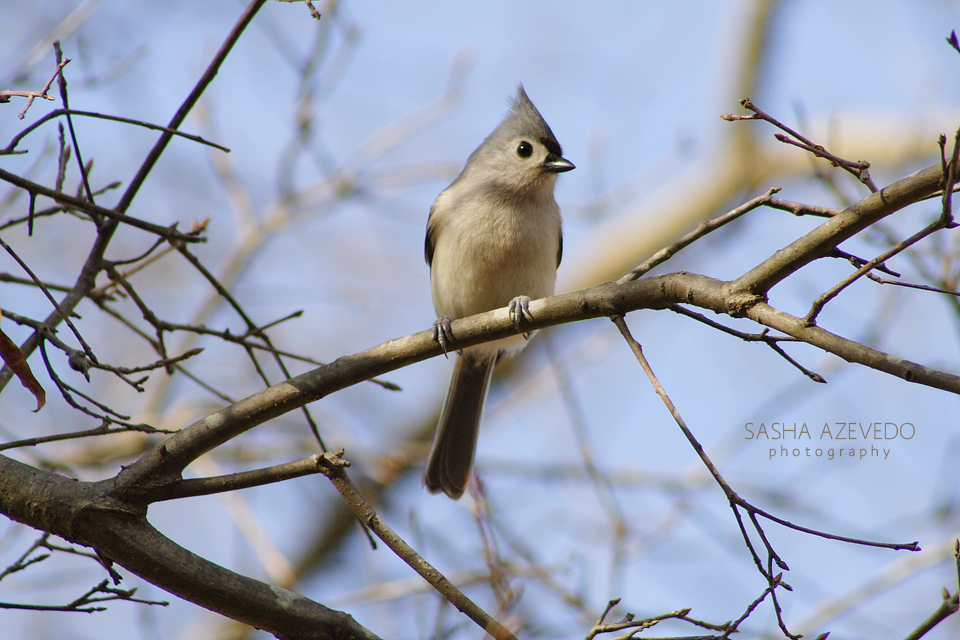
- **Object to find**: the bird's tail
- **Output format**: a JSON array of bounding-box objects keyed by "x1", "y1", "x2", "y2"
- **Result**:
[{"x1": 423, "y1": 355, "x2": 496, "y2": 499}]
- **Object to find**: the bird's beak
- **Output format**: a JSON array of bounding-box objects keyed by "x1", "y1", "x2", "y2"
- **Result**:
[{"x1": 542, "y1": 154, "x2": 575, "y2": 173}]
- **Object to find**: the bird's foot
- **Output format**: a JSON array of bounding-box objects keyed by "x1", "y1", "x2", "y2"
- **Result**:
[
  {"x1": 508, "y1": 295, "x2": 534, "y2": 340},
  {"x1": 433, "y1": 315, "x2": 455, "y2": 357}
]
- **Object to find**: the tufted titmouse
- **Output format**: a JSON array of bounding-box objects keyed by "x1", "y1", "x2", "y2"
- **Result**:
[{"x1": 423, "y1": 86, "x2": 574, "y2": 499}]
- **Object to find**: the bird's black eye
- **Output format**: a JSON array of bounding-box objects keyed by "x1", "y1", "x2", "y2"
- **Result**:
[{"x1": 516, "y1": 141, "x2": 533, "y2": 158}]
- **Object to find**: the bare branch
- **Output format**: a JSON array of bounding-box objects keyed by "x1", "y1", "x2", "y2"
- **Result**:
[
  {"x1": 767, "y1": 197, "x2": 842, "y2": 218},
  {"x1": 0, "y1": 453, "x2": 383, "y2": 639},
  {"x1": 619, "y1": 187, "x2": 780, "y2": 282},
  {"x1": 0, "y1": 56, "x2": 70, "y2": 120},
  {"x1": 1, "y1": 108, "x2": 230, "y2": 156},
  {"x1": 725, "y1": 98, "x2": 878, "y2": 191},
  {"x1": 156, "y1": 455, "x2": 324, "y2": 501},
  {"x1": 0, "y1": 167, "x2": 206, "y2": 242},
  {"x1": 731, "y1": 163, "x2": 942, "y2": 294},
  {"x1": 901, "y1": 589, "x2": 960, "y2": 640},
  {"x1": 315, "y1": 450, "x2": 520, "y2": 640}
]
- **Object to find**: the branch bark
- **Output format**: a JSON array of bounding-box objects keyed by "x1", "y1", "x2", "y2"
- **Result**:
[{"x1": 0, "y1": 454, "x2": 381, "y2": 640}]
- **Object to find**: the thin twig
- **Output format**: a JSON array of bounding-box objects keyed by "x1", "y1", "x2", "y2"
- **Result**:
[
  {"x1": 1, "y1": 107, "x2": 230, "y2": 156},
  {"x1": 830, "y1": 247, "x2": 900, "y2": 277},
  {"x1": 900, "y1": 588, "x2": 959, "y2": 640},
  {"x1": 173, "y1": 243, "x2": 329, "y2": 449},
  {"x1": 619, "y1": 187, "x2": 780, "y2": 282},
  {"x1": 53, "y1": 43, "x2": 96, "y2": 208},
  {"x1": 668, "y1": 305, "x2": 823, "y2": 381},
  {"x1": 0, "y1": 421, "x2": 162, "y2": 451},
  {"x1": 0, "y1": 234, "x2": 97, "y2": 361},
  {"x1": 0, "y1": 166, "x2": 205, "y2": 242},
  {"x1": 0, "y1": 579, "x2": 168, "y2": 612},
  {"x1": 805, "y1": 216, "x2": 950, "y2": 326},
  {"x1": 0, "y1": 56, "x2": 70, "y2": 120},
  {"x1": 315, "y1": 450, "x2": 520, "y2": 640},
  {"x1": 723, "y1": 98, "x2": 877, "y2": 192},
  {"x1": 0, "y1": 534, "x2": 52, "y2": 581},
  {"x1": 865, "y1": 274, "x2": 960, "y2": 297},
  {"x1": 156, "y1": 455, "x2": 324, "y2": 501},
  {"x1": 721, "y1": 585, "x2": 774, "y2": 639},
  {"x1": 938, "y1": 127, "x2": 960, "y2": 227},
  {"x1": 767, "y1": 197, "x2": 842, "y2": 218}
]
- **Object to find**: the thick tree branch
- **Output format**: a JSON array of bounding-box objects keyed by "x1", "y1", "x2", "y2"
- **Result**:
[
  {"x1": 730, "y1": 163, "x2": 943, "y2": 295},
  {"x1": 0, "y1": 454, "x2": 380, "y2": 640}
]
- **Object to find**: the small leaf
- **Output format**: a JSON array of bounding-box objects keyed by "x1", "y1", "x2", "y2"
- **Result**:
[{"x1": 0, "y1": 324, "x2": 45, "y2": 411}]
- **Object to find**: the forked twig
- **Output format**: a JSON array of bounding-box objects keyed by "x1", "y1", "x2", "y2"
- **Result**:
[
  {"x1": 315, "y1": 450, "x2": 520, "y2": 640},
  {"x1": 722, "y1": 98, "x2": 877, "y2": 192}
]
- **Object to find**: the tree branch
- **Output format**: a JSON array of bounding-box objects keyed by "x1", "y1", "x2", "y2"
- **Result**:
[
  {"x1": 316, "y1": 451, "x2": 520, "y2": 640},
  {"x1": 730, "y1": 163, "x2": 943, "y2": 295},
  {"x1": 0, "y1": 453, "x2": 381, "y2": 640}
]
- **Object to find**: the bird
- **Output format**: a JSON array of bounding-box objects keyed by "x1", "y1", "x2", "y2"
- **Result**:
[{"x1": 423, "y1": 85, "x2": 574, "y2": 499}]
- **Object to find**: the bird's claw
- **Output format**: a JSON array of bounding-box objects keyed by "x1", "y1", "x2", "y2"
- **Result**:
[
  {"x1": 508, "y1": 295, "x2": 534, "y2": 340},
  {"x1": 433, "y1": 315, "x2": 455, "y2": 357}
]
